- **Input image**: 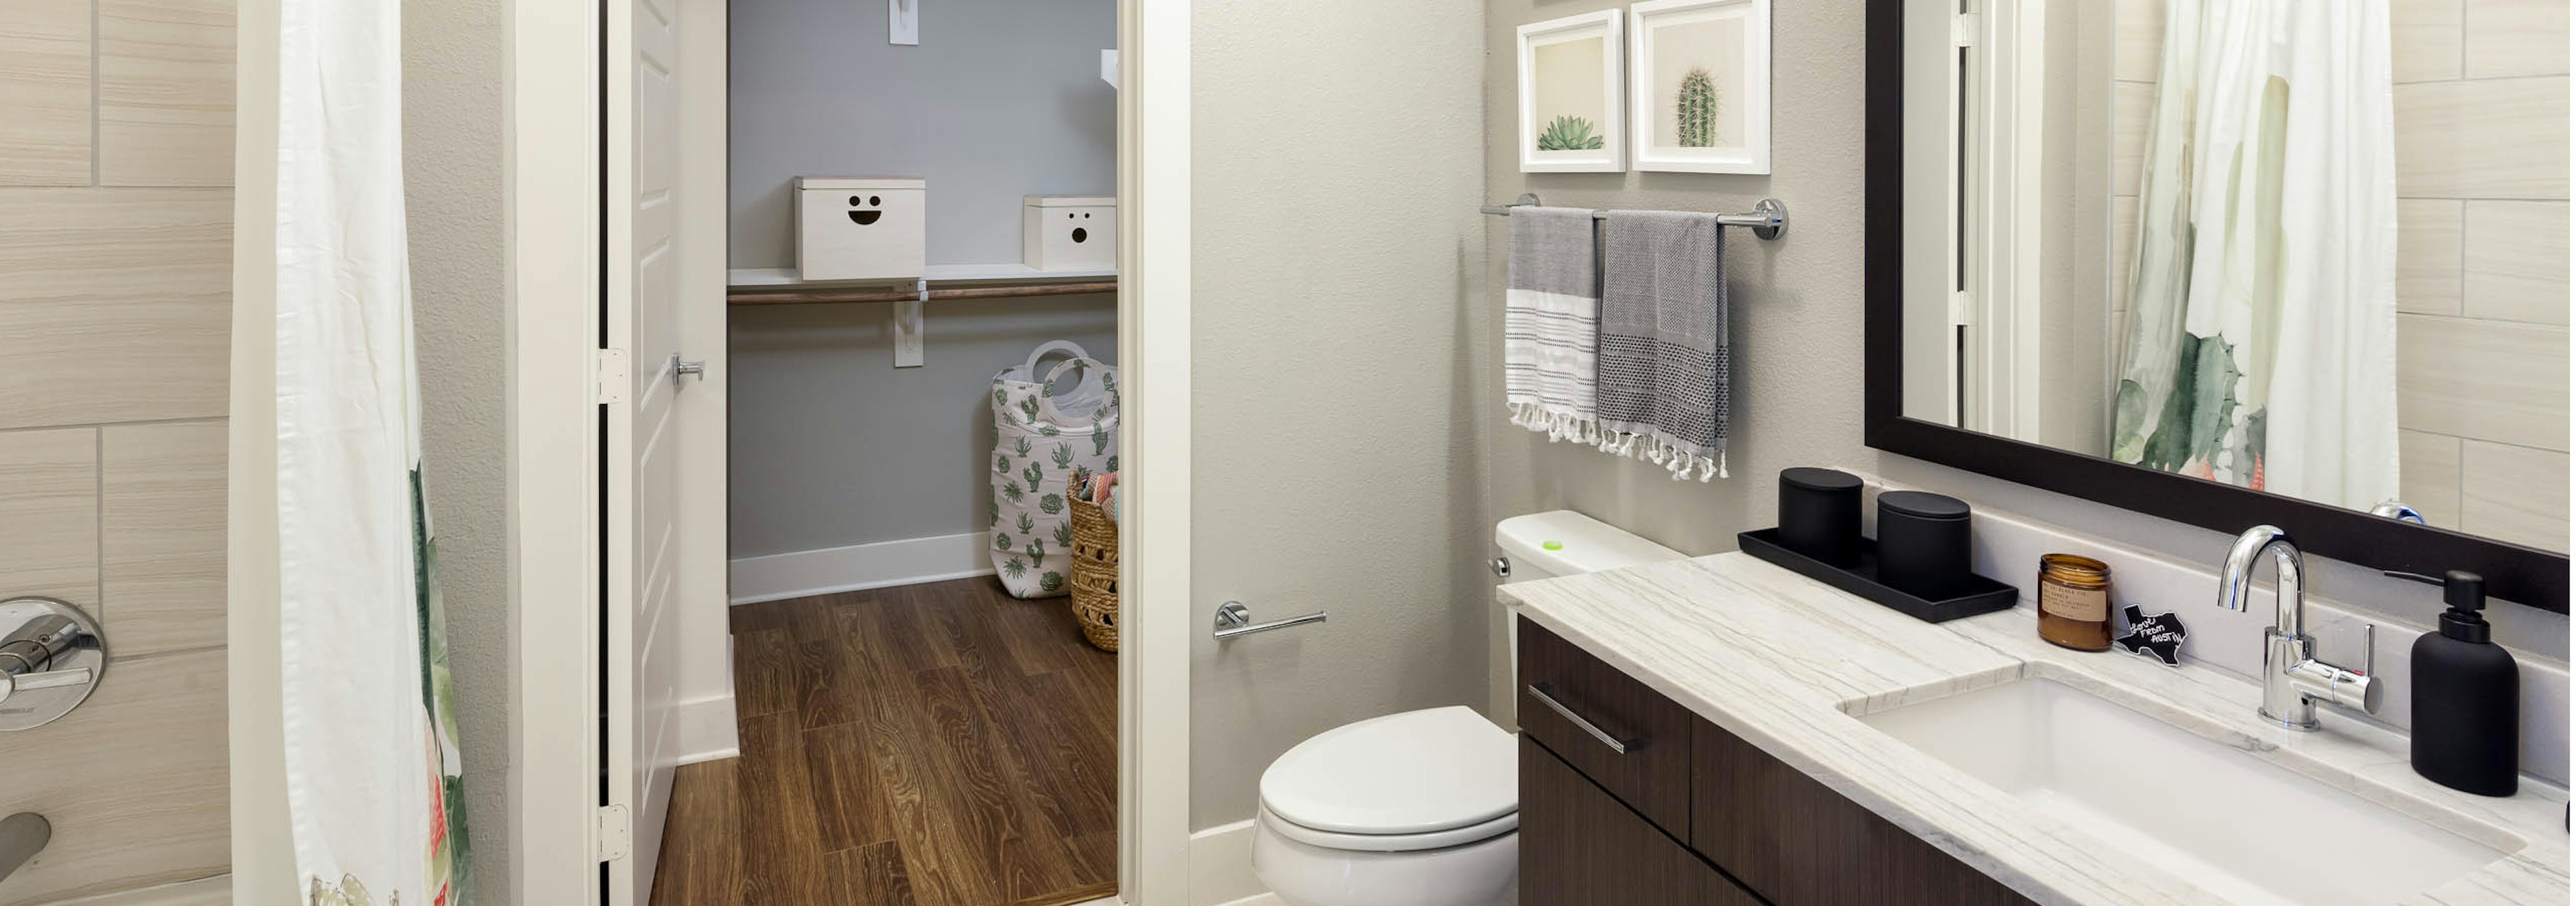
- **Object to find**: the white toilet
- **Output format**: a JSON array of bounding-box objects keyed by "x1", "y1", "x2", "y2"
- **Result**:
[{"x1": 1249, "y1": 511, "x2": 1686, "y2": 906}]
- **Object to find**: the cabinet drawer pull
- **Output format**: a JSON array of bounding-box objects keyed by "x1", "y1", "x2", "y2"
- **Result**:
[{"x1": 1527, "y1": 683, "x2": 1638, "y2": 754}]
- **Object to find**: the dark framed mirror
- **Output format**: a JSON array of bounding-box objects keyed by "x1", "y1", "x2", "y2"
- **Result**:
[{"x1": 1864, "y1": 0, "x2": 2569, "y2": 611}]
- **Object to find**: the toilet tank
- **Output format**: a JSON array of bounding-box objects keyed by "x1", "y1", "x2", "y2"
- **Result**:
[{"x1": 1495, "y1": 510, "x2": 1686, "y2": 582}]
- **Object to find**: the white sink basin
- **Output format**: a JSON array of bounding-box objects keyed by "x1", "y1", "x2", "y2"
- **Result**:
[{"x1": 1858, "y1": 678, "x2": 2514, "y2": 906}]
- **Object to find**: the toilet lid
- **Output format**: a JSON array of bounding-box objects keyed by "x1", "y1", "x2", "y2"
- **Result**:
[{"x1": 1259, "y1": 706, "x2": 1517, "y2": 838}]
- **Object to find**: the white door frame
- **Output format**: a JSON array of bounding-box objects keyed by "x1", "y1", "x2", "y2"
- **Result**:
[
  {"x1": 504, "y1": 0, "x2": 1195, "y2": 902},
  {"x1": 1118, "y1": 0, "x2": 1193, "y2": 900},
  {"x1": 505, "y1": 0, "x2": 606, "y2": 899}
]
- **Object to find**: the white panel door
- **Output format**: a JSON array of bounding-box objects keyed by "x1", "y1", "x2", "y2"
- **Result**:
[{"x1": 605, "y1": 0, "x2": 690, "y2": 898}]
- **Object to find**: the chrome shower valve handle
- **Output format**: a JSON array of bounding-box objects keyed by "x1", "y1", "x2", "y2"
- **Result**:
[{"x1": 0, "y1": 597, "x2": 107, "y2": 732}]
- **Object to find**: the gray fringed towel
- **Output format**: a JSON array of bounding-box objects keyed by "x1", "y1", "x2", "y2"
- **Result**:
[
  {"x1": 1505, "y1": 206, "x2": 1603, "y2": 443},
  {"x1": 1597, "y1": 210, "x2": 1729, "y2": 481}
]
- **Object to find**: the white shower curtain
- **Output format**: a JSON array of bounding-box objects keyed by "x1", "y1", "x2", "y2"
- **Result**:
[
  {"x1": 2112, "y1": 0, "x2": 2399, "y2": 510},
  {"x1": 274, "y1": 0, "x2": 469, "y2": 903}
]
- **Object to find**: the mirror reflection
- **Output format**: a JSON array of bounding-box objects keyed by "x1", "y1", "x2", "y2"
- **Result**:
[{"x1": 1902, "y1": 1, "x2": 2571, "y2": 553}]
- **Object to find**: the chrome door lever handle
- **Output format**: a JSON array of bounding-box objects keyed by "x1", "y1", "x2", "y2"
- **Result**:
[{"x1": 669, "y1": 353, "x2": 707, "y2": 389}]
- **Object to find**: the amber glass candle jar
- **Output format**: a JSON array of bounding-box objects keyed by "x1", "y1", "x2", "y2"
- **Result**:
[{"x1": 2036, "y1": 554, "x2": 2114, "y2": 651}]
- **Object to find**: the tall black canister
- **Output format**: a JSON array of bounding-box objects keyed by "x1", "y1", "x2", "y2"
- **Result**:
[
  {"x1": 1778, "y1": 468, "x2": 1864, "y2": 567},
  {"x1": 1877, "y1": 491, "x2": 1972, "y2": 599}
]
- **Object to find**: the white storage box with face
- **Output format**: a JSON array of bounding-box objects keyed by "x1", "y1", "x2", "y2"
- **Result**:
[
  {"x1": 796, "y1": 177, "x2": 926, "y2": 281},
  {"x1": 1022, "y1": 195, "x2": 1116, "y2": 271}
]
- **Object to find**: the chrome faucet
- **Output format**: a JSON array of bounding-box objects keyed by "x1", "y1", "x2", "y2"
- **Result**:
[{"x1": 2216, "y1": 525, "x2": 2380, "y2": 731}]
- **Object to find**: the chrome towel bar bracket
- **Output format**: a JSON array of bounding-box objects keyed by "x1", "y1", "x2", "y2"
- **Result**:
[
  {"x1": 1212, "y1": 601, "x2": 1326, "y2": 640},
  {"x1": 1481, "y1": 192, "x2": 1790, "y2": 242}
]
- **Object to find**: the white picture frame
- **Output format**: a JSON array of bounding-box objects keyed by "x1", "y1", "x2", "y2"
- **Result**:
[
  {"x1": 1629, "y1": 0, "x2": 1772, "y2": 174},
  {"x1": 1517, "y1": 10, "x2": 1626, "y2": 173}
]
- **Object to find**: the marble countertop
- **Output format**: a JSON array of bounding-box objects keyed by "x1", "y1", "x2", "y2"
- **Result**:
[{"x1": 1501, "y1": 552, "x2": 2571, "y2": 906}]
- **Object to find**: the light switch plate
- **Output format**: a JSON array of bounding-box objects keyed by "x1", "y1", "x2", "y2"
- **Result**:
[{"x1": 890, "y1": 0, "x2": 918, "y2": 46}]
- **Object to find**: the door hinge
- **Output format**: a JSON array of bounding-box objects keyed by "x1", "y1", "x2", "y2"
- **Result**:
[
  {"x1": 594, "y1": 804, "x2": 631, "y2": 862},
  {"x1": 594, "y1": 348, "x2": 629, "y2": 405},
  {"x1": 1951, "y1": 13, "x2": 1981, "y2": 48},
  {"x1": 1949, "y1": 290, "x2": 1976, "y2": 328}
]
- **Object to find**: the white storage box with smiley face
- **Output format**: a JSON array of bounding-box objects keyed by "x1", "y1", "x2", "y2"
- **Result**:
[
  {"x1": 1021, "y1": 195, "x2": 1116, "y2": 271},
  {"x1": 796, "y1": 176, "x2": 926, "y2": 281}
]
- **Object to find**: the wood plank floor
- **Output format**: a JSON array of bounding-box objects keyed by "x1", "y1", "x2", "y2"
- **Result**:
[{"x1": 653, "y1": 576, "x2": 1119, "y2": 906}]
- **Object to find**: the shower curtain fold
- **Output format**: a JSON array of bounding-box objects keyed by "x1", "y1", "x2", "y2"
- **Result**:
[
  {"x1": 274, "y1": 0, "x2": 470, "y2": 903},
  {"x1": 2112, "y1": 0, "x2": 2399, "y2": 510}
]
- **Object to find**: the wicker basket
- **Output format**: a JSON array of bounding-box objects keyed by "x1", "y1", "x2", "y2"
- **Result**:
[{"x1": 1066, "y1": 478, "x2": 1120, "y2": 652}]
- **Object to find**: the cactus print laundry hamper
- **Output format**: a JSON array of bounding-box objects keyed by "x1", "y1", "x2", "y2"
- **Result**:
[{"x1": 989, "y1": 341, "x2": 1118, "y2": 599}]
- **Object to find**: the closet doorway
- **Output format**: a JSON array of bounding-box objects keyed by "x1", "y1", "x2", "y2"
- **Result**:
[
  {"x1": 505, "y1": 0, "x2": 1190, "y2": 901},
  {"x1": 651, "y1": 1, "x2": 1130, "y2": 904}
]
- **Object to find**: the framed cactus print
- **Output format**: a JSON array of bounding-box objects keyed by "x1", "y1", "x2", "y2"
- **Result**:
[
  {"x1": 1517, "y1": 10, "x2": 1626, "y2": 173},
  {"x1": 1629, "y1": 0, "x2": 1772, "y2": 174}
]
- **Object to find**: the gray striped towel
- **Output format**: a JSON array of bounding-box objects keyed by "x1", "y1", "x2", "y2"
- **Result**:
[
  {"x1": 1505, "y1": 206, "x2": 1603, "y2": 443},
  {"x1": 1598, "y1": 210, "x2": 1728, "y2": 481}
]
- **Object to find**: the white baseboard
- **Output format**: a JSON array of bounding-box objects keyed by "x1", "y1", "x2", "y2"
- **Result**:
[
  {"x1": 729, "y1": 531, "x2": 995, "y2": 605},
  {"x1": 673, "y1": 692, "x2": 741, "y2": 765},
  {"x1": 1191, "y1": 819, "x2": 1266, "y2": 906}
]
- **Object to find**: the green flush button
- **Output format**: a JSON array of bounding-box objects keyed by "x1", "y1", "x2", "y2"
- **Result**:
[{"x1": 1544, "y1": 540, "x2": 1564, "y2": 551}]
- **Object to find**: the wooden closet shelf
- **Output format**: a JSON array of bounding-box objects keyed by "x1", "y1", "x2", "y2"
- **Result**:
[{"x1": 729, "y1": 279, "x2": 1118, "y2": 306}]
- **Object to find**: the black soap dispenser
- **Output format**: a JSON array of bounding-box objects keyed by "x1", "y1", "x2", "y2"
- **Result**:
[{"x1": 2389, "y1": 569, "x2": 2519, "y2": 797}]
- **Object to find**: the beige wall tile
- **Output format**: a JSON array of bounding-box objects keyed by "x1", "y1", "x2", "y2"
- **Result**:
[
  {"x1": 0, "y1": 649, "x2": 228, "y2": 906},
  {"x1": 2397, "y1": 313, "x2": 2571, "y2": 450},
  {"x1": 2396, "y1": 77, "x2": 2571, "y2": 199},
  {"x1": 2398, "y1": 198, "x2": 2465, "y2": 316},
  {"x1": 103, "y1": 421, "x2": 227, "y2": 656},
  {"x1": 0, "y1": 189, "x2": 231, "y2": 430},
  {"x1": 2461, "y1": 440, "x2": 2571, "y2": 552},
  {"x1": 2114, "y1": 0, "x2": 2165, "y2": 84},
  {"x1": 0, "y1": 0, "x2": 94, "y2": 185},
  {"x1": 2110, "y1": 195, "x2": 2139, "y2": 315},
  {"x1": 0, "y1": 429, "x2": 99, "y2": 609},
  {"x1": 2395, "y1": 0, "x2": 2467, "y2": 83},
  {"x1": 2110, "y1": 81, "x2": 2154, "y2": 199},
  {"x1": 2465, "y1": 0, "x2": 2570, "y2": 79},
  {"x1": 2400, "y1": 429, "x2": 2465, "y2": 530},
  {"x1": 2463, "y1": 199, "x2": 2570, "y2": 324},
  {"x1": 100, "y1": 0, "x2": 236, "y2": 187}
]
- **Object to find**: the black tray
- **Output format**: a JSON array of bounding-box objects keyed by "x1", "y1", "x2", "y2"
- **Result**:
[{"x1": 1737, "y1": 527, "x2": 2020, "y2": 623}]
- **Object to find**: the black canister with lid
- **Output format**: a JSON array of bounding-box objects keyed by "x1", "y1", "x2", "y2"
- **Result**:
[
  {"x1": 1876, "y1": 491, "x2": 1972, "y2": 599},
  {"x1": 1778, "y1": 468, "x2": 1864, "y2": 567}
]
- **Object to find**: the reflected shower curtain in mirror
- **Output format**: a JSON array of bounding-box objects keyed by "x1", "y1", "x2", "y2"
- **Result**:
[
  {"x1": 2112, "y1": 0, "x2": 2399, "y2": 510},
  {"x1": 274, "y1": 0, "x2": 471, "y2": 902}
]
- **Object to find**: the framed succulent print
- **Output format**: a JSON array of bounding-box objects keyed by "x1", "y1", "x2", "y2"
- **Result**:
[
  {"x1": 1517, "y1": 10, "x2": 1626, "y2": 173},
  {"x1": 1629, "y1": 0, "x2": 1772, "y2": 174}
]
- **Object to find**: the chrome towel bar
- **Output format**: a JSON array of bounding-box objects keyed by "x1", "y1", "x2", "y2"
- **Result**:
[
  {"x1": 1212, "y1": 601, "x2": 1326, "y2": 640},
  {"x1": 1481, "y1": 192, "x2": 1790, "y2": 241}
]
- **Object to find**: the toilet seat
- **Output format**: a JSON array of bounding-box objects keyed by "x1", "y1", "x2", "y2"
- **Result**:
[
  {"x1": 1258, "y1": 706, "x2": 1518, "y2": 853},
  {"x1": 1260, "y1": 803, "x2": 1518, "y2": 852}
]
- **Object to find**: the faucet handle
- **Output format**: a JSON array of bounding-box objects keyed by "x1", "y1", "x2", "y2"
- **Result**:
[{"x1": 2361, "y1": 623, "x2": 2375, "y2": 676}]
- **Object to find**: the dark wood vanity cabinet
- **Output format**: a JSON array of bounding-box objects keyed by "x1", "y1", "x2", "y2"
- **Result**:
[
  {"x1": 1517, "y1": 618, "x2": 2035, "y2": 906},
  {"x1": 1521, "y1": 734, "x2": 1761, "y2": 905}
]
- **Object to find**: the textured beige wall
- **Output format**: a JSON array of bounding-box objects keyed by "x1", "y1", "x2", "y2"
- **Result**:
[
  {"x1": 0, "y1": 0, "x2": 235, "y2": 901},
  {"x1": 404, "y1": 0, "x2": 513, "y2": 901},
  {"x1": 1189, "y1": 0, "x2": 1492, "y2": 831}
]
